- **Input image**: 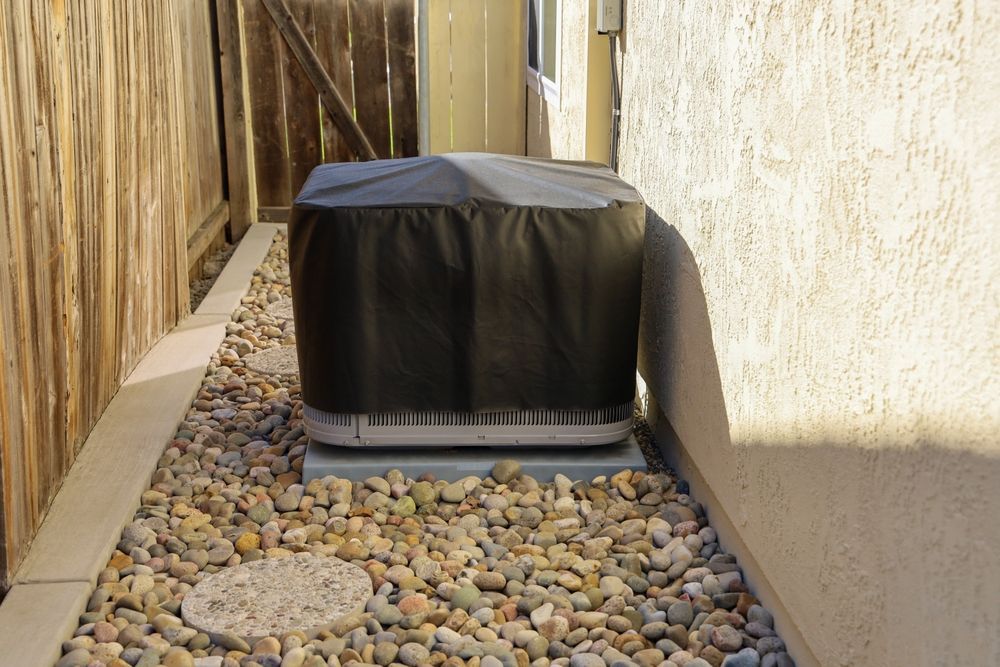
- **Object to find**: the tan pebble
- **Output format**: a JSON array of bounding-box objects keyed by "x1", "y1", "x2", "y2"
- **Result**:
[
  {"x1": 252, "y1": 637, "x2": 281, "y2": 655},
  {"x1": 108, "y1": 552, "x2": 133, "y2": 571},
  {"x1": 617, "y1": 480, "x2": 637, "y2": 501},
  {"x1": 161, "y1": 648, "x2": 195, "y2": 667},
  {"x1": 610, "y1": 470, "x2": 633, "y2": 485}
]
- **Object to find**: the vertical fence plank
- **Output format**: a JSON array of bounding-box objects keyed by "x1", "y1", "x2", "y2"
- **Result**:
[
  {"x1": 0, "y1": 2, "x2": 24, "y2": 565},
  {"x1": 448, "y1": 0, "x2": 487, "y2": 151},
  {"x1": 98, "y1": 0, "x2": 119, "y2": 423},
  {"x1": 52, "y1": 0, "x2": 80, "y2": 473},
  {"x1": 280, "y1": 0, "x2": 322, "y2": 197},
  {"x1": 485, "y1": 0, "x2": 525, "y2": 154},
  {"x1": 164, "y1": 3, "x2": 192, "y2": 320},
  {"x1": 114, "y1": 1, "x2": 137, "y2": 378},
  {"x1": 313, "y1": 0, "x2": 355, "y2": 163},
  {"x1": 385, "y1": 0, "x2": 418, "y2": 157},
  {"x1": 217, "y1": 0, "x2": 257, "y2": 240},
  {"x1": 243, "y1": 0, "x2": 292, "y2": 207},
  {"x1": 178, "y1": 2, "x2": 224, "y2": 236},
  {"x1": 349, "y1": 0, "x2": 392, "y2": 158},
  {"x1": 425, "y1": 0, "x2": 452, "y2": 153}
]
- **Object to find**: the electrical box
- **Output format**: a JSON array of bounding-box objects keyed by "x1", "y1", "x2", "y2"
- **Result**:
[{"x1": 596, "y1": 0, "x2": 623, "y2": 33}]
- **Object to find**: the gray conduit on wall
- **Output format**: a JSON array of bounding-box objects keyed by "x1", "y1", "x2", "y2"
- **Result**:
[{"x1": 609, "y1": 31, "x2": 621, "y2": 172}]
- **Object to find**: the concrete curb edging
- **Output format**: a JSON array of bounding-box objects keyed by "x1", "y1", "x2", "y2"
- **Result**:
[
  {"x1": 0, "y1": 582, "x2": 91, "y2": 667},
  {"x1": 11, "y1": 313, "x2": 231, "y2": 586},
  {"x1": 195, "y1": 223, "x2": 283, "y2": 317},
  {"x1": 0, "y1": 223, "x2": 284, "y2": 664}
]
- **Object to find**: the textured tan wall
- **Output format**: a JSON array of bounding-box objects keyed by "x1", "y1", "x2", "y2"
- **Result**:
[{"x1": 615, "y1": 1, "x2": 1000, "y2": 666}]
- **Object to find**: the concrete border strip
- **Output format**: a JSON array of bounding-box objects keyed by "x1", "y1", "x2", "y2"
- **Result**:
[
  {"x1": 0, "y1": 582, "x2": 91, "y2": 666},
  {"x1": 10, "y1": 312, "x2": 231, "y2": 586},
  {"x1": 196, "y1": 223, "x2": 284, "y2": 315},
  {"x1": 0, "y1": 223, "x2": 283, "y2": 664}
]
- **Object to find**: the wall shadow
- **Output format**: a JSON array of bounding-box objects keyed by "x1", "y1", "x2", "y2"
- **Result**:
[
  {"x1": 637, "y1": 209, "x2": 1000, "y2": 666},
  {"x1": 638, "y1": 209, "x2": 733, "y2": 454}
]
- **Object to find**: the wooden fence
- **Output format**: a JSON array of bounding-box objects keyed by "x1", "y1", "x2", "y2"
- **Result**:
[
  {"x1": 0, "y1": 0, "x2": 522, "y2": 590},
  {"x1": 0, "y1": 0, "x2": 225, "y2": 588},
  {"x1": 242, "y1": 0, "x2": 420, "y2": 213}
]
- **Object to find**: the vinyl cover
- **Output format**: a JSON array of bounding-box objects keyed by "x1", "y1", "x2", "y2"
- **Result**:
[{"x1": 289, "y1": 153, "x2": 645, "y2": 414}]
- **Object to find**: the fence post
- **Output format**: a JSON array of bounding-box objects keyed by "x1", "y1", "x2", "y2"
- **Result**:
[{"x1": 216, "y1": 0, "x2": 257, "y2": 240}]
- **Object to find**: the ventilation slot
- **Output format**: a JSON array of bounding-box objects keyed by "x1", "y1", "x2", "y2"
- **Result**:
[
  {"x1": 366, "y1": 401, "x2": 633, "y2": 428},
  {"x1": 303, "y1": 406, "x2": 354, "y2": 427}
]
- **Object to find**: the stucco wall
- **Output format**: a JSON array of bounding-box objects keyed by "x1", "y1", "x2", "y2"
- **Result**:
[{"x1": 614, "y1": 1, "x2": 1000, "y2": 665}]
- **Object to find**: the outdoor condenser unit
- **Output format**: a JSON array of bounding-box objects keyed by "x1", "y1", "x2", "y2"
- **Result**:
[{"x1": 288, "y1": 153, "x2": 645, "y2": 447}]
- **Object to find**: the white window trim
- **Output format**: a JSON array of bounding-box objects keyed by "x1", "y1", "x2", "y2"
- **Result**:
[{"x1": 525, "y1": 0, "x2": 561, "y2": 108}]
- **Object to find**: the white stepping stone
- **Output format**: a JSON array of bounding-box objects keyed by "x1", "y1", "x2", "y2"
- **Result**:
[
  {"x1": 243, "y1": 346, "x2": 299, "y2": 376},
  {"x1": 265, "y1": 297, "x2": 295, "y2": 320},
  {"x1": 181, "y1": 554, "x2": 372, "y2": 641}
]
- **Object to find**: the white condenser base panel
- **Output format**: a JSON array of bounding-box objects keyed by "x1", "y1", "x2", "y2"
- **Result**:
[{"x1": 302, "y1": 401, "x2": 635, "y2": 448}]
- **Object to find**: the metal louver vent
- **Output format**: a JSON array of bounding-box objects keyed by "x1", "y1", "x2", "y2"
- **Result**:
[
  {"x1": 303, "y1": 405, "x2": 354, "y2": 427},
  {"x1": 301, "y1": 401, "x2": 634, "y2": 447},
  {"x1": 366, "y1": 402, "x2": 633, "y2": 428}
]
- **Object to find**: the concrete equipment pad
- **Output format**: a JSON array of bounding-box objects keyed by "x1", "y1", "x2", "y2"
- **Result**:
[{"x1": 303, "y1": 435, "x2": 647, "y2": 483}]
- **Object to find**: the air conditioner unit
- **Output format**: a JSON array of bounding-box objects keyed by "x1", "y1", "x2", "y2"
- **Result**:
[{"x1": 288, "y1": 153, "x2": 645, "y2": 447}]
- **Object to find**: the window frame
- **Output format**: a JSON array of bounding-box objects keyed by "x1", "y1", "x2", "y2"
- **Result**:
[{"x1": 525, "y1": 0, "x2": 561, "y2": 107}]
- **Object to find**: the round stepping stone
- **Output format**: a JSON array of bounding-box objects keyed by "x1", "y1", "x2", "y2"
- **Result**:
[
  {"x1": 265, "y1": 297, "x2": 294, "y2": 320},
  {"x1": 243, "y1": 346, "x2": 298, "y2": 376},
  {"x1": 181, "y1": 554, "x2": 372, "y2": 641}
]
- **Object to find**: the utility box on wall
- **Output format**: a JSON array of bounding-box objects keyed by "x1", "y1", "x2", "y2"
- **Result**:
[{"x1": 289, "y1": 153, "x2": 645, "y2": 447}]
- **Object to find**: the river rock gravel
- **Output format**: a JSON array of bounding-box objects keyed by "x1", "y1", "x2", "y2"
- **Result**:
[
  {"x1": 57, "y1": 232, "x2": 794, "y2": 667},
  {"x1": 189, "y1": 243, "x2": 237, "y2": 312}
]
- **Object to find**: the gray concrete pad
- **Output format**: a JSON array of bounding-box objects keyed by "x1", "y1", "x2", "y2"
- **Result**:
[
  {"x1": 303, "y1": 435, "x2": 647, "y2": 483},
  {"x1": 195, "y1": 222, "x2": 285, "y2": 315},
  {"x1": 0, "y1": 581, "x2": 91, "y2": 667}
]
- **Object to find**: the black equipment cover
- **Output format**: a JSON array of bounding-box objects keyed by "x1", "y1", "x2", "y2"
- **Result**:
[{"x1": 288, "y1": 153, "x2": 645, "y2": 414}]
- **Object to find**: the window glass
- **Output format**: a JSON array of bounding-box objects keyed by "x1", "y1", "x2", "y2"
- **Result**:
[
  {"x1": 527, "y1": 0, "x2": 557, "y2": 84},
  {"x1": 542, "y1": 0, "x2": 557, "y2": 81},
  {"x1": 528, "y1": 0, "x2": 539, "y2": 71}
]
